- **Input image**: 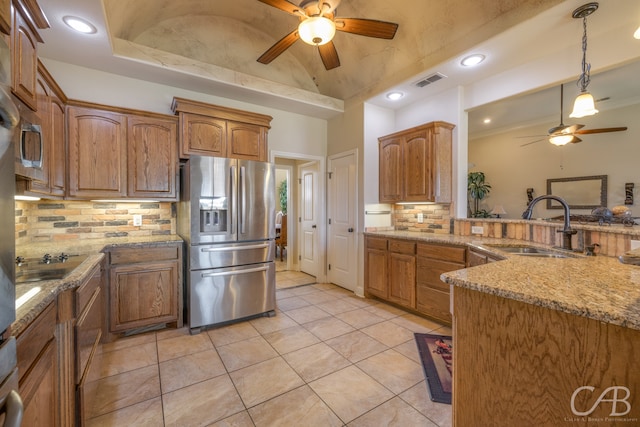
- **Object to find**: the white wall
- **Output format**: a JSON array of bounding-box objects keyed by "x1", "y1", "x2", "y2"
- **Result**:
[
  {"x1": 469, "y1": 102, "x2": 640, "y2": 219},
  {"x1": 42, "y1": 59, "x2": 328, "y2": 158}
]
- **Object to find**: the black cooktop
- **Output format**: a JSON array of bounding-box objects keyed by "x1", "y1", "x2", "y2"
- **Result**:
[{"x1": 15, "y1": 253, "x2": 89, "y2": 284}]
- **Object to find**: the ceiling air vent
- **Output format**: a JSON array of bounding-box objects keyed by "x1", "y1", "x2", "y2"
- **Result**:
[{"x1": 414, "y1": 72, "x2": 447, "y2": 88}]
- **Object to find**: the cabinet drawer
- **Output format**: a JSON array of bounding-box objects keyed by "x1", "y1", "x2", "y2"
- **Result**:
[
  {"x1": 109, "y1": 245, "x2": 179, "y2": 265},
  {"x1": 75, "y1": 264, "x2": 101, "y2": 314},
  {"x1": 417, "y1": 243, "x2": 465, "y2": 263},
  {"x1": 389, "y1": 239, "x2": 415, "y2": 255},
  {"x1": 417, "y1": 258, "x2": 464, "y2": 292},
  {"x1": 16, "y1": 302, "x2": 56, "y2": 382},
  {"x1": 416, "y1": 285, "x2": 451, "y2": 323},
  {"x1": 366, "y1": 237, "x2": 387, "y2": 250}
]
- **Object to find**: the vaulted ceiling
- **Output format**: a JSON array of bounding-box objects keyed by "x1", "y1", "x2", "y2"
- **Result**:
[{"x1": 38, "y1": 0, "x2": 565, "y2": 117}]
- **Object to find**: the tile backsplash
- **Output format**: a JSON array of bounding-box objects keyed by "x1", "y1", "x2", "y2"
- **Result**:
[
  {"x1": 15, "y1": 200, "x2": 176, "y2": 245},
  {"x1": 392, "y1": 203, "x2": 452, "y2": 234}
]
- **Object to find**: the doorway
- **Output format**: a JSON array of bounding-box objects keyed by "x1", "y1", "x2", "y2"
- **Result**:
[{"x1": 272, "y1": 151, "x2": 326, "y2": 288}]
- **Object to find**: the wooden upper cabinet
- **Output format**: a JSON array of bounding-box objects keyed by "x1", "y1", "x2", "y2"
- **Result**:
[
  {"x1": 403, "y1": 129, "x2": 432, "y2": 202},
  {"x1": 127, "y1": 115, "x2": 178, "y2": 199},
  {"x1": 67, "y1": 102, "x2": 178, "y2": 200},
  {"x1": 179, "y1": 113, "x2": 226, "y2": 157},
  {"x1": 67, "y1": 106, "x2": 128, "y2": 198},
  {"x1": 10, "y1": 0, "x2": 48, "y2": 111},
  {"x1": 172, "y1": 97, "x2": 272, "y2": 161},
  {"x1": 227, "y1": 121, "x2": 267, "y2": 161},
  {"x1": 378, "y1": 121, "x2": 454, "y2": 203},
  {"x1": 26, "y1": 62, "x2": 67, "y2": 197},
  {"x1": 378, "y1": 137, "x2": 402, "y2": 202}
]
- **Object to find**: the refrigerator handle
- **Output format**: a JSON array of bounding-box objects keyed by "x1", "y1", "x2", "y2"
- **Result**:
[
  {"x1": 240, "y1": 165, "x2": 246, "y2": 234},
  {"x1": 229, "y1": 165, "x2": 236, "y2": 234},
  {"x1": 201, "y1": 265, "x2": 268, "y2": 278},
  {"x1": 0, "y1": 390, "x2": 24, "y2": 427}
]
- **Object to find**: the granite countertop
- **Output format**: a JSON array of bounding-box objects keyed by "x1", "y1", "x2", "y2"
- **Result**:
[
  {"x1": 13, "y1": 235, "x2": 184, "y2": 336},
  {"x1": 365, "y1": 230, "x2": 640, "y2": 331}
]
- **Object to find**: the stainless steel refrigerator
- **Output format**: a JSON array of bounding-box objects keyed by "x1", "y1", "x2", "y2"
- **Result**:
[
  {"x1": 178, "y1": 155, "x2": 276, "y2": 333},
  {"x1": 0, "y1": 36, "x2": 23, "y2": 425}
]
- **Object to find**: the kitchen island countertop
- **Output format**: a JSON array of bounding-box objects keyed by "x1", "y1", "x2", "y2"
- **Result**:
[{"x1": 365, "y1": 230, "x2": 640, "y2": 331}]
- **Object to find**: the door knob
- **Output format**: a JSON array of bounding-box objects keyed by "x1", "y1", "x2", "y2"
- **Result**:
[
  {"x1": 348, "y1": 227, "x2": 354, "y2": 232},
  {"x1": 312, "y1": 225, "x2": 317, "y2": 228}
]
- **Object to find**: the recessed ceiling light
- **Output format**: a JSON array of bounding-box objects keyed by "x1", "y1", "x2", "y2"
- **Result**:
[
  {"x1": 461, "y1": 54, "x2": 485, "y2": 67},
  {"x1": 483, "y1": 118, "x2": 491, "y2": 124},
  {"x1": 386, "y1": 91, "x2": 404, "y2": 101},
  {"x1": 63, "y1": 16, "x2": 97, "y2": 34}
]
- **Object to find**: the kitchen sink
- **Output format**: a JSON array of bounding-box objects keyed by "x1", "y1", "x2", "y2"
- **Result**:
[{"x1": 483, "y1": 244, "x2": 574, "y2": 258}]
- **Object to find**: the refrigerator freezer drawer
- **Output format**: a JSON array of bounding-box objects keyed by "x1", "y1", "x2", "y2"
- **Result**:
[
  {"x1": 190, "y1": 241, "x2": 274, "y2": 270},
  {"x1": 189, "y1": 262, "x2": 275, "y2": 331}
]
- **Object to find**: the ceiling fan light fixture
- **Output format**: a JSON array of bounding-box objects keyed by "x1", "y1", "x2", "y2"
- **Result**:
[
  {"x1": 549, "y1": 134, "x2": 574, "y2": 146},
  {"x1": 634, "y1": 25, "x2": 640, "y2": 39},
  {"x1": 569, "y1": 91, "x2": 599, "y2": 118},
  {"x1": 298, "y1": 16, "x2": 336, "y2": 46}
]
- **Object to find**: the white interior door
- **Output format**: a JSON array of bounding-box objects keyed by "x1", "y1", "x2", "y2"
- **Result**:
[
  {"x1": 299, "y1": 161, "x2": 319, "y2": 277},
  {"x1": 327, "y1": 151, "x2": 357, "y2": 291}
]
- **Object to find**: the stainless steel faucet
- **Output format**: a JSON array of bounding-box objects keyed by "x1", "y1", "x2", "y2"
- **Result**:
[{"x1": 521, "y1": 195, "x2": 577, "y2": 250}]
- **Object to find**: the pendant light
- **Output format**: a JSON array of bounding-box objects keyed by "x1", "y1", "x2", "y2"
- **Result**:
[{"x1": 569, "y1": 2, "x2": 599, "y2": 119}]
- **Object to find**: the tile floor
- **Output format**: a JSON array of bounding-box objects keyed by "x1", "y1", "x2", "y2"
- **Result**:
[{"x1": 85, "y1": 283, "x2": 452, "y2": 426}]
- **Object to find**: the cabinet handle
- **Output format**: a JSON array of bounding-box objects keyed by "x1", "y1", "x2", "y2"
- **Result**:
[{"x1": 20, "y1": 123, "x2": 43, "y2": 168}]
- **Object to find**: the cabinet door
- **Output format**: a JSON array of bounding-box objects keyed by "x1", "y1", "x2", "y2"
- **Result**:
[
  {"x1": 227, "y1": 121, "x2": 267, "y2": 161},
  {"x1": 49, "y1": 96, "x2": 66, "y2": 197},
  {"x1": 388, "y1": 251, "x2": 416, "y2": 308},
  {"x1": 109, "y1": 260, "x2": 180, "y2": 332},
  {"x1": 403, "y1": 129, "x2": 433, "y2": 202},
  {"x1": 378, "y1": 137, "x2": 402, "y2": 202},
  {"x1": 10, "y1": 4, "x2": 38, "y2": 110},
  {"x1": 179, "y1": 112, "x2": 226, "y2": 158},
  {"x1": 67, "y1": 106, "x2": 127, "y2": 198},
  {"x1": 365, "y1": 247, "x2": 388, "y2": 298},
  {"x1": 127, "y1": 115, "x2": 178, "y2": 200},
  {"x1": 20, "y1": 339, "x2": 57, "y2": 427}
]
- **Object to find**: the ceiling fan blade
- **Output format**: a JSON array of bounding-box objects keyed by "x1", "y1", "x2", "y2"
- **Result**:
[
  {"x1": 520, "y1": 139, "x2": 544, "y2": 147},
  {"x1": 318, "y1": 41, "x2": 340, "y2": 70},
  {"x1": 335, "y1": 18, "x2": 398, "y2": 39},
  {"x1": 257, "y1": 29, "x2": 300, "y2": 64},
  {"x1": 574, "y1": 127, "x2": 628, "y2": 135},
  {"x1": 569, "y1": 136, "x2": 582, "y2": 143},
  {"x1": 257, "y1": 0, "x2": 302, "y2": 16},
  {"x1": 515, "y1": 135, "x2": 547, "y2": 138}
]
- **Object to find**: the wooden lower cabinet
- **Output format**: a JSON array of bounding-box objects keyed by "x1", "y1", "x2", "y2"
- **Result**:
[
  {"x1": 452, "y1": 286, "x2": 640, "y2": 425},
  {"x1": 16, "y1": 302, "x2": 58, "y2": 427},
  {"x1": 416, "y1": 243, "x2": 466, "y2": 324},
  {"x1": 387, "y1": 240, "x2": 416, "y2": 308},
  {"x1": 364, "y1": 235, "x2": 467, "y2": 324},
  {"x1": 364, "y1": 237, "x2": 388, "y2": 299},
  {"x1": 107, "y1": 244, "x2": 183, "y2": 334}
]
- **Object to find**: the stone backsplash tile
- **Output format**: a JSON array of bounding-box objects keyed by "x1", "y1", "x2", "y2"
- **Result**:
[
  {"x1": 392, "y1": 203, "x2": 452, "y2": 234},
  {"x1": 15, "y1": 200, "x2": 176, "y2": 245}
]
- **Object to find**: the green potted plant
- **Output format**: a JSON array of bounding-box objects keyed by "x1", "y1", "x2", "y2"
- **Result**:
[
  {"x1": 468, "y1": 172, "x2": 492, "y2": 218},
  {"x1": 278, "y1": 180, "x2": 287, "y2": 214}
]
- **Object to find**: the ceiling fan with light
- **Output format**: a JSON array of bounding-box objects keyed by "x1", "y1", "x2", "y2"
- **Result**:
[
  {"x1": 520, "y1": 84, "x2": 628, "y2": 147},
  {"x1": 256, "y1": 0, "x2": 398, "y2": 70}
]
